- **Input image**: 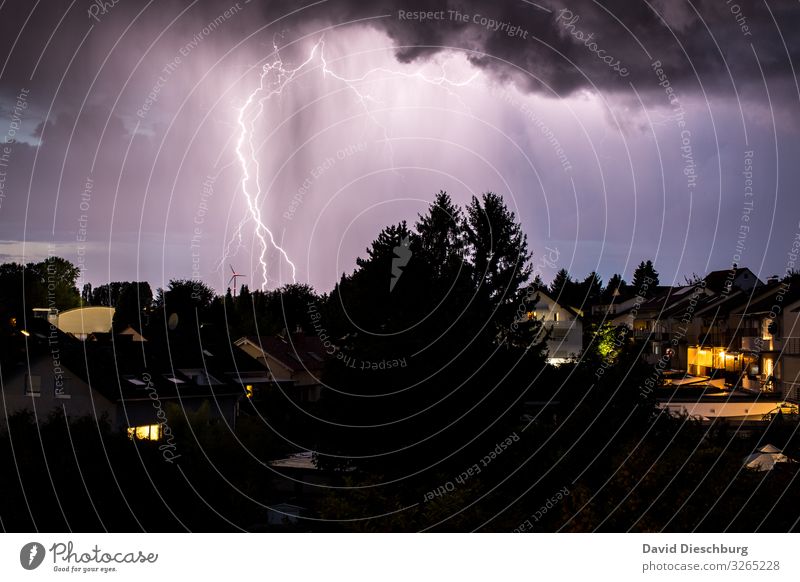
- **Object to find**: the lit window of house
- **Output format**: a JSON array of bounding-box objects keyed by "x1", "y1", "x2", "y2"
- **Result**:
[
  {"x1": 127, "y1": 425, "x2": 161, "y2": 441},
  {"x1": 761, "y1": 318, "x2": 776, "y2": 340}
]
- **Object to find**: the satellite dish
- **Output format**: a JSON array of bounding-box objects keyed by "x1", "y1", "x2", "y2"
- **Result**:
[{"x1": 168, "y1": 313, "x2": 179, "y2": 330}]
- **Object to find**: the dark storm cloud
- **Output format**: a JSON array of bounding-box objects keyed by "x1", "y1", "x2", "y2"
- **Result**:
[
  {"x1": 250, "y1": 0, "x2": 800, "y2": 102},
  {"x1": 4, "y1": 1, "x2": 799, "y2": 104},
  {"x1": 1, "y1": 0, "x2": 799, "y2": 289}
]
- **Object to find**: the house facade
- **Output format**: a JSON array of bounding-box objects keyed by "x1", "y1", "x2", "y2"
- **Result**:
[
  {"x1": 617, "y1": 266, "x2": 800, "y2": 401},
  {"x1": 0, "y1": 324, "x2": 251, "y2": 440},
  {"x1": 0, "y1": 353, "x2": 117, "y2": 425},
  {"x1": 526, "y1": 290, "x2": 583, "y2": 365},
  {"x1": 235, "y1": 333, "x2": 326, "y2": 402}
]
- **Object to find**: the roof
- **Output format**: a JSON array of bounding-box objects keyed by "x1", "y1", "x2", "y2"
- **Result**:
[
  {"x1": 532, "y1": 289, "x2": 583, "y2": 318},
  {"x1": 613, "y1": 285, "x2": 702, "y2": 321},
  {"x1": 731, "y1": 279, "x2": 800, "y2": 315},
  {"x1": 238, "y1": 333, "x2": 327, "y2": 373},
  {"x1": 693, "y1": 288, "x2": 756, "y2": 318},
  {"x1": 49, "y1": 326, "x2": 262, "y2": 403},
  {"x1": 703, "y1": 267, "x2": 760, "y2": 293}
]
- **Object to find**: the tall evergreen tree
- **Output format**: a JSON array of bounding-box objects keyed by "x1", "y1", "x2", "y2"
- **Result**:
[
  {"x1": 578, "y1": 271, "x2": 603, "y2": 308},
  {"x1": 602, "y1": 273, "x2": 628, "y2": 303},
  {"x1": 112, "y1": 282, "x2": 153, "y2": 332},
  {"x1": 632, "y1": 260, "x2": 659, "y2": 296},
  {"x1": 550, "y1": 268, "x2": 576, "y2": 305},
  {"x1": 463, "y1": 192, "x2": 531, "y2": 327}
]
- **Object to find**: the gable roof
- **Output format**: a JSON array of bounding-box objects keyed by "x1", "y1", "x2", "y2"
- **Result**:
[
  {"x1": 52, "y1": 329, "x2": 257, "y2": 403},
  {"x1": 531, "y1": 288, "x2": 583, "y2": 318},
  {"x1": 731, "y1": 279, "x2": 800, "y2": 315},
  {"x1": 704, "y1": 267, "x2": 761, "y2": 293},
  {"x1": 237, "y1": 333, "x2": 327, "y2": 374}
]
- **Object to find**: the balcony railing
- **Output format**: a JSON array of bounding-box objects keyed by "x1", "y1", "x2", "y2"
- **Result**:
[
  {"x1": 633, "y1": 330, "x2": 668, "y2": 341},
  {"x1": 783, "y1": 337, "x2": 800, "y2": 355},
  {"x1": 741, "y1": 336, "x2": 783, "y2": 352}
]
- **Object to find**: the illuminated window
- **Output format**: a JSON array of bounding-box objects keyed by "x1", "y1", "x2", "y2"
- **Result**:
[
  {"x1": 127, "y1": 424, "x2": 161, "y2": 441},
  {"x1": 245, "y1": 384, "x2": 254, "y2": 399},
  {"x1": 688, "y1": 347, "x2": 713, "y2": 369},
  {"x1": 761, "y1": 318, "x2": 774, "y2": 340}
]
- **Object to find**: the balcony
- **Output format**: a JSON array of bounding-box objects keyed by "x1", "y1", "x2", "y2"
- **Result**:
[
  {"x1": 741, "y1": 336, "x2": 783, "y2": 352},
  {"x1": 633, "y1": 330, "x2": 668, "y2": 342}
]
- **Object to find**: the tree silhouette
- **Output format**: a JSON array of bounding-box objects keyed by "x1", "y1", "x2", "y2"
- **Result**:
[
  {"x1": 318, "y1": 192, "x2": 546, "y2": 480},
  {"x1": 632, "y1": 260, "x2": 659, "y2": 296},
  {"x1": 602, "y1": 273, "x2": 629, "y2": 303},
  {"x1": 112, "y1": 282, "x2": 153, "y2": 332}
]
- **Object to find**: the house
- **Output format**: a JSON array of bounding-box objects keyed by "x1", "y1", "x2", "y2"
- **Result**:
[
  {"x1": 680, "y1": 279, "x2": 800, "y2": 397},
  {"x1": 703, "y1": 266, "x2": 761, "y2": 294},
  {"x1": 726, "y1": 281, "x2": 800, "y2": 399},
  {"x1": 0, "y1": 349, "x2": 117, "y2": 425},
  {"x1": 0, "y1": 320, "x2": 260, "y2": 439},
  {"x1": 613, "y1": 266, "x2": 800, "y2": 401},
  {"x1": 525, "y1": 289, "x2": 583, "y2": 365},
  {"x1": 591, "y1": 295, "x2": 640, "y2": 317},
  {"x1": 607, "y1": 283, "x2": 713, "y2": 369},
  {"x1": 235, "y1": 332, "x2": 326, "y2": 402}
]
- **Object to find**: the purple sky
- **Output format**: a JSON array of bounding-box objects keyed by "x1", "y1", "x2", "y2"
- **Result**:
[{"x1": 1, "y1": 0, "x2": 799, "y2": 294}]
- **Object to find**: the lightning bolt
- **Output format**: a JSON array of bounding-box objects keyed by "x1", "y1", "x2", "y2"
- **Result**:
[{"x1": 228, "y1": 38, "x2": 479, "y2": 291}]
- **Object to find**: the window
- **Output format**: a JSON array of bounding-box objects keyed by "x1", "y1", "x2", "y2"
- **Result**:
[
  {"x1": 245, "y1": 384, "x2": 254, "y2": 399},
  {"x1": 127, "y1": 424, "x2": 161, "y2": 441},
  {"x1": 761, "y1": 318, "x2": 773, "y2": 340},
  {"x1": 178, "y1": 369, "x2": 222, "y2": 386},
  {"x1": 25, "y1": 374, "x2": 41, "y2": 397},
  {"x1": 553, "y1": 312, "x2": 559, "y2": 322},
  {"x1": 54, "y1": 376, "x2": 70, "y2": 399}
]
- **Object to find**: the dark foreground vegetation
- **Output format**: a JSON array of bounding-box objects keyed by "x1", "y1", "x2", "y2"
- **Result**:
[{"x1": 1, "y1": 192, "x2": 799, "y2": 532}]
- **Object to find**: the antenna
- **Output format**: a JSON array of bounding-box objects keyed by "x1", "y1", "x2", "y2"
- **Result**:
[{"x1": 228, "y1": 264, "x2": 246, "y2": 298}]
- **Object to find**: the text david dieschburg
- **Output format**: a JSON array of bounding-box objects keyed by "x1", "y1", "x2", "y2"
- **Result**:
[{"x1": 643, "y1": 543, "x2": 749, "y2": 557}]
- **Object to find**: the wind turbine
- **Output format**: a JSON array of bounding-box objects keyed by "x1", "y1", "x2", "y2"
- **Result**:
[{"x1": 228, "y1": 265, "x2": 246, "y2": 297}]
